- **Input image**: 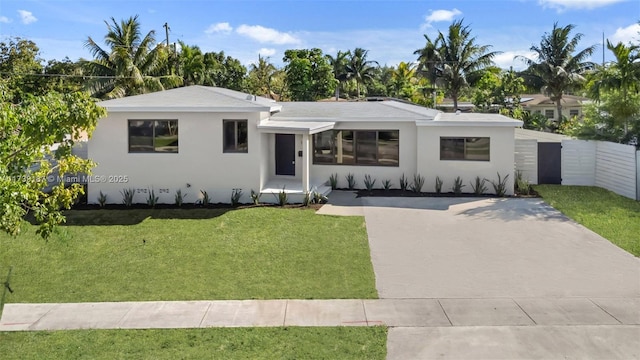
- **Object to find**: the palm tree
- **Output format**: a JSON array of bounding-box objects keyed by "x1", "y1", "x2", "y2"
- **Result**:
[
  {"x1": 326, "y1": 50, "x2": 349, "y2": 100},
  {"x1": 518, "y1": 23, "x2": 596, "y2": 125},
  {"x1": 390, "y1": 62, "x2": 417, "y2": 98},
  {"x1": 248, "y1": 54, "x2": 278, "y2": 98},
  {"x1": 84, "y1": 15, "x2": 181, "y2": 99},
  {"x1": 177, "y1": 41, "x2": 205, "y2": 86},
  {"x1": 345, "y1": 48, "x2": 379, "y2": 98},
  {"x1": 588, "y1": 40, "x2": 640, "y2": 133},
  {"x1": 417, "y1": 20, "x2": 499, "y2": 111},
  {"x1": 414, "y1": 34, "x2": 442, "y2": 104}
]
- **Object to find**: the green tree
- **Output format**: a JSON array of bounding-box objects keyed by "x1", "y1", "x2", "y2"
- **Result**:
[
  {"x1": 0, "y1": 85, "x2": 106, "y2": 238},
  {"x1": 283, "y1": 48, "x2": 335, "y2": 101},
  {"x1": 84, "y1": 15, "x2": 181, "y2": 99},
  {"x1": 177, "y1": 41, "x2": 205, "y2": 86},
  {"x1": 202, "y1": 51, "x2": 247, "y2": 91},
  {"x1": 587, "y1": 41, "x2": 640, "y2": 134},
  {"x1": 345, "y1": 48, "x2": 379, "y2": 98},
  {"x1": 0, "y1": 37, "x2": 45, "y2": 102},
  {"x1": 43, "y1": 57, "x2": 85, "y2": 93},
  {"x1": 518, "y1": 23, "x2": 596, "y2": 125},
  {"x1": 247, "y1": 54, "x2": 278, "y2": 97},
  {"x1": 417, "y1": 20, "x2": 499, "y2": 111},
  {"x1": 389, "y1": 62, "x2": 417, "y2": 99},
  {"x1": 326, "y1": 50, "x2": 349, "y2": 100}
]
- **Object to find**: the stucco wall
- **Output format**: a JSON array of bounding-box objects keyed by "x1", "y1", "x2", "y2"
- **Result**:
[
  {"x1": 309, "y1": 121, "x2": 417, "y2": 189},
  {"x1": 88, "y1": 111, "x2": 266, "y2": 204},
  {"x1": 416, "y1": 126, "x2": 516, "y2": 195}
]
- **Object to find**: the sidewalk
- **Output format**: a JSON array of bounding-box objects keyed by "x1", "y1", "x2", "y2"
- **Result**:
[{"x1": 1, "y1": 297, "x2": 637, "y2": 331}]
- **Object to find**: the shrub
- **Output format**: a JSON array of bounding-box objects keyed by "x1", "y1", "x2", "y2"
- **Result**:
[
  {"x1": 174, "y1": 189, "x2": 187, "y2": 207},
  {"x1": 470, "y1": 176, "x2": 487, "y2": 195},
  {"x1": 382, "y1": 179, "x2": 392, "y2": 191},
  {"x1": 435, "y1": 176, "x2": 443, "y2": 194},
  {"x1": 231, "y1": 188, "x2": 243, "y2": 207},
  {"x1": 487, "y1": 172, "x2": 509, "y2": 197},
  {"x1": 329, "y1": 173, "x2": 338, "y2": 190},
  {"x1": 515, "y1": 171, "x2": 532, "y2": 195},
  {"x1": 363, "y1": 174, "x2": 376, "y2": 191},
  {"x1": 452, "y1": 176, "x2": 465, "y2": 195},
  {"x1": 274, "y1": 187, "x2": 288, "y2": 206},
  {"x1": 97, "y1": 191, "x2": 107, "y2": 208},
  {"x1": 120, "y1": 188, "x2": 135, "y2": 207},
  {"x1": 250, "y1": 189, "x2": 261, "y2": 205},
  {"x1": 345, "y1": 173, "x2": 356, "y2": 190},
  {"x1": 146, "y1": 188, "x2": 159, "y2": 207},
  {"x1": 302, "y1": 191, "x2": 311, "y2": 207},
  {"x1": 199, "y1": 190, "x2": 211, "y2": 206},
  {"x1": 399, "y1": 173, "x2": 409, "y2": 191},
  {"x1": 409, "y1": 173, "x2": 425, "y2": 193},
  {"x1": 312, "y1": 191, "x2": 328, "y2": 204}
]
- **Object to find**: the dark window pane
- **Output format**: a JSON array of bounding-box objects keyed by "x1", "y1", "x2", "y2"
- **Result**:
[
  {"x1": 378, "y1": 130, "x2": 399, "y2": 166},
  {"x1": 465, "y1": 137, "x2": 490, "y2": 161},
  {"x1": 356, "y1": 131, "x2": 377, "y2": 165},
  {"x1": 336, "y1": 130, "x2": 354, "y2": 164},
  {"x1": 440, "y1": 138, "x2": 464, "y2": 160},
  {"x1": 154, "y1": 120, "x2": 179, "y2": 153},
  {"x1": 129, "y1": 120, "x2": 154, "y2": 152},
  {"x1": 237, "y1": 121, "x2": 248, "y2": 152},
  {"x1": 313, "y1": 131, "x2": 335, "y2": 164},
  {"x1": 223, "y1": 120, "x2": 248, "y2": 153}
]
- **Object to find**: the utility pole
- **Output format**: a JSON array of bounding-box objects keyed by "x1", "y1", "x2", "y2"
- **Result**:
[
  {"x1": 163, "y1": 22, "x2": 175, "y2": 75},
  {"x1": 163, "y1": 22, "x2": 170, "y2": 47},
  {"x1": 602, "y1": 32, "x2": 605, "y2": 67}
]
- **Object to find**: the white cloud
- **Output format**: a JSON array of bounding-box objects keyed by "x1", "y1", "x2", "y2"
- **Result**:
[
  {"x1": 493, "y1": 51, "x2": 538, "y2": 71},
  {"x1": 236, "y1": 24, "x2": 300, "y2": 45},
  {"x1": 17, "y1": 10, "x2": 37, "y2": 24},
  {"x1": 0, "y1": 16, "x2": 11, "y2": 23},
  {"x1": 205, "y1": 22, "x2": 233, "y2": 34},
  {"x1": 258, "y1": 48, "x2": 276, "y2": 57},
  {"x1": 423, "y1": 8, "x2": 462, "y2": 28},
  {"x1": 609, "y1": 23, "x2": 640, "y2": 45},
  {"x1": 538, "y1": 0, "x2": 625, "y2": 11}
]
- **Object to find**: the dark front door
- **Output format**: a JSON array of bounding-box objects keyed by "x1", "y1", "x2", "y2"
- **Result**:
[
  {"x1": 538, "y1": 142, "x2": 562, "y2": 184},
  {"x1": 275, "y1": 134, "x2": 295, "y2": 176}
]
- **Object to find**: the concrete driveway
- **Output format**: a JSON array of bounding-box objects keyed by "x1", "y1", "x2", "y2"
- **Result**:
[
  {"x1": 361, "y1": 197, "x2": 640, "y2": 299},
  {"x1": 322, "y1": 194, "x2": 640, "y2": 359}
]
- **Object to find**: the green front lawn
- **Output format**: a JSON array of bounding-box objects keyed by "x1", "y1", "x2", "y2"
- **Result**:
[
  {"x1": 0, "y1": 327, "x2": 387, "y2": 359},
  {"x1": 0, "y1": 208, "x2": 377, "y2": 302},
  {"x1": 535, "y1": 185, "x2": 640, "y2": 256}
]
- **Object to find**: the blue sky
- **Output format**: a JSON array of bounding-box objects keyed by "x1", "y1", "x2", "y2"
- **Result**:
[{"x1": 1, "y1": 0, "x2": 639, "y2": 70}]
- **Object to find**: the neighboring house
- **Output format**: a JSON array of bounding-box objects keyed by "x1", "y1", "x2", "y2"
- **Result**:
[
  {"x1": 519, "y1": 94, "x2": 590, "y2": 120},
  {"x1": 88, "y1": 86, "x2": 523, "y2": 204}
]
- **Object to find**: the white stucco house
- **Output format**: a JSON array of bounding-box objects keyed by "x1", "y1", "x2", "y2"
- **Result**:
[{"x1": 87, "y1": 86, "x2": 523, "y2": 204}]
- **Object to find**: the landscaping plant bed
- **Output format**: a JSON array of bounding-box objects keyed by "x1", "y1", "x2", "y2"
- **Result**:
[{"x1": 354, "y1": 189, "x2": 539, "y2": 198}]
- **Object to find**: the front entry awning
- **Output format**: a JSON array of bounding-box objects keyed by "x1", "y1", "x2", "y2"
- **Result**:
[{"x1": 257, "y1": 120, "x2": 335, "y2": 134}]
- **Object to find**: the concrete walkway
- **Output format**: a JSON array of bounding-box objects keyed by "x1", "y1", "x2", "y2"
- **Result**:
[{"x1": 2, "y1": 297, "x2": 637, "y2": 331}]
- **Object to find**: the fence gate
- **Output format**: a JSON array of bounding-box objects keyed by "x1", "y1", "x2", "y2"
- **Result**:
[{"x1": 538, "y1": 142, "x2": 562, "y2": 184}]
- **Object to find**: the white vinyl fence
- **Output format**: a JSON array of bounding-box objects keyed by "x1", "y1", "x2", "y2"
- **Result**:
[
  {"x1": 514, "y1": 139, "x2": 538, "y2": 184},
  {"x1": 561, "y1": 139, "x2": 638, "y2": 200}
]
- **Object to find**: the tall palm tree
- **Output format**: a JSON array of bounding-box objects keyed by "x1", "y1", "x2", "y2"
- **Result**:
[
  {"x1": 84, "y1": 15, "x2": 181, "y2": 99},
  {"x1": 518, "y1": 23, "x2": 596, "y2": 125},
  {"x1": 414, "y1": 34, "x2": 442, "y2": 104},
  {"x1": 326, "y1": 50, "x2": 349, "y2": 100},
  {"x1": 419, "y1": 20, "x2": 499, "y2": 111},
  {"x1": 588, "y1": 40, "x2": 640, "y2": 133},
  {"x1": 345, "y1": 48, "x2": 379, "y2": 98}
]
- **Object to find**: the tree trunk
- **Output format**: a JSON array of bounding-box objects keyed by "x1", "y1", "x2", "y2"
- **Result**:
[
  {"x1": 335, "y1": 85, "x2": 339, "y2": 101},
  {"x1": 452, "y1": 93, "x2": 458, "y2": 112},
  {"x1": 556, "y1": 98, "x2": 563, "y2": 127}
]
